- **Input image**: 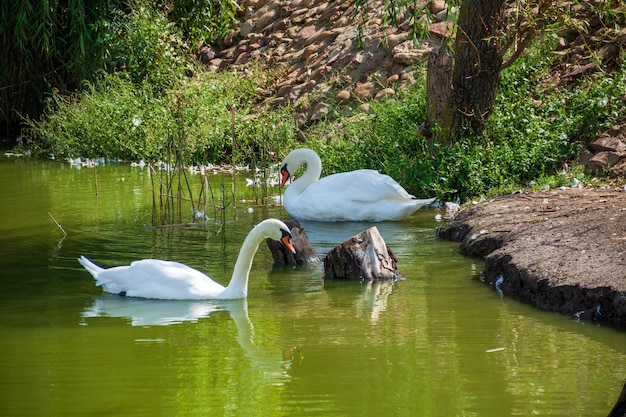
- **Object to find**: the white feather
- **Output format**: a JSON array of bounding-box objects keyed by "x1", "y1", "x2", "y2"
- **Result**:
[
  {"x1": 78, "y1": 219, "x2": 294, "y2": 300},
  {"x1": 280, "y1": 148, "x2": 435, "y2": 222}
]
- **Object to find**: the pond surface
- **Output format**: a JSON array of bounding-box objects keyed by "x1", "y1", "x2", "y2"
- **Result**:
[{"x1": 1, "y1": 154, "x2": 625, "y2": 417}]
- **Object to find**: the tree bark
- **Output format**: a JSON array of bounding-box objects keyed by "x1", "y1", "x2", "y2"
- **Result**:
[
  {"x1": 266, "y1": 220, "x2": 320, "y2": 266},
  {"x1": 451, "y1": 0, "x2": 505, "y2": 135},
  {"x1": 322, "y1": 226, "x2": 399, "y2": 281},
  {"x1": 428, "y1": 0, "x2": 506, "y2": 143},
  {"x1": 424, "y1": 45, "x2": 454, "y2": 142}
]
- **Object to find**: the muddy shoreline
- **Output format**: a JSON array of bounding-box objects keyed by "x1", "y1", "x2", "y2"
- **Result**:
[{"x1": 436, "y1": 187, "x2": 626, "y2": 329}]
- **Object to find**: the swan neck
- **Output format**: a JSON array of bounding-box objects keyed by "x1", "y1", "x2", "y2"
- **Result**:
[
  {"x1": 291, "y1": 150, "x2": 322, "y2": 194},
  {"x1": 222, "y1": 226, "x2": 265, "y2": 298}
]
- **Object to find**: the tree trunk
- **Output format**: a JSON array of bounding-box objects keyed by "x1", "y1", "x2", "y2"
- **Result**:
[
  {"x1": 266, "y1": 220, "x2": 320, "y2": 266},
  {"x1": 322, "y1": 226, "x2": 399, "y2": 281},
  {"x1": 424, "y1": 45, "x2": 454, "y2": 143},
  {"x1": 430, "y1": 0, "x2": 506, "y2": 143}
]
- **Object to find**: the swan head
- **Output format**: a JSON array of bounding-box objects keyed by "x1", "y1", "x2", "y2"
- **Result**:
[
  {"x1": 280, "y1": 163, "x2": 291, "y2": 187},
  {"x1": 259, "y1": 219, "x2": 296, "y2": 254},
  {"x1": 279, "y1": 148, "x2": 321, "y2": 187}
]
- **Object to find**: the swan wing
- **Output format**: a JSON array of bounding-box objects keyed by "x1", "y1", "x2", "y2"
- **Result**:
[
  {"x1": 95, "y1": 259, "x2": 225, "y2": 300},
  {"x1": 312, "y1": 170, "x2": 416, "y2": 201},
  {"x1": 286, "y1": 170, "x2": 434, "y2": 221}
]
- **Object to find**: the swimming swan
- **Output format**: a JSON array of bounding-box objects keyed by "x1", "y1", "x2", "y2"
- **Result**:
[
  {"x1": 78, "y1": 219, "x2": 295, "y2": 300},
  {"x1": 279, "y1": 148, "x2": 436, "y2": 222}
]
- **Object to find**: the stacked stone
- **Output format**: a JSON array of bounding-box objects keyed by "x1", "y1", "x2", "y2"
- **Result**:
[{"x1": 200, "y1": 0, "x2": 454, "y2": 127}]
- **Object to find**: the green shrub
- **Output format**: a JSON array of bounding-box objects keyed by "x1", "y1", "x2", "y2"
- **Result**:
[
  {"x1": 305, "y1": 37, "x2": 626, "y2": 202},
  {"x1": 28, "y1": 67, "x2": 298, "y2": 164},
  {"x1": 162, "y1": 0, "x2": 240, "y2": 47},
  {"x1": 102, "y1": 6, "x2": 189, "y2": 92}
]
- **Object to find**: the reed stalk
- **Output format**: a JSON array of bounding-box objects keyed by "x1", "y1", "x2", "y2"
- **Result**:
[
  {"x1": 230, "y1": 106, "x2": 237, "y2": 212},
  {"x1": 93, "y1": 165, "x2": 99, "y2": 196},
  {"x1": 48, "y1": 212, "x2": 67, "y2": 236}
]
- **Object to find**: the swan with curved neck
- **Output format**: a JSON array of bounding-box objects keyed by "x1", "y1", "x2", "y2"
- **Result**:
[
  {"x1": 280, "y1": 148, "x2": 436, "y2": 222},
  {"x1": 78, "y1": 219, "x2": 295, "y2": 300}
]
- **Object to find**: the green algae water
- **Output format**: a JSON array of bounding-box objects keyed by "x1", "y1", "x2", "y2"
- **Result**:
[{"x1": 1, "y1": 154, "x2": 625, "y2": 417}]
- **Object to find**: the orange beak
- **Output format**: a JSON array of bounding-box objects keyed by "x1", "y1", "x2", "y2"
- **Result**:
[
  {"x1": 281, "y1": 232, "x2": 296, "y2": 254},
  {"x1": 280, "y1": 165, "x2": 290, "y2": 187}
]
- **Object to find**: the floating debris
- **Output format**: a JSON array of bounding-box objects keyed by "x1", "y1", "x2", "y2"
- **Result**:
[
  {"x1": 573, "y1": 305, "x2": 601, "y2": 322},
  {"x1": 494, "y1": 275, "x2": 504, "y2": 298}
]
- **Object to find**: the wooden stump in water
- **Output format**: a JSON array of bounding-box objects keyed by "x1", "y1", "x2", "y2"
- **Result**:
[
  {"x1": 323, "y1": 226, "x2": 399, "y2": 281},
  {"x1": 266, "y1": 220, "x2": 320, "y2": 266}
]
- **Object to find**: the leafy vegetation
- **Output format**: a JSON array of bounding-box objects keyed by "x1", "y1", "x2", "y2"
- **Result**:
[
  {"x1": 17, "y1": 1, "x2": 626, "y2": 203},
  {"x1": 304, "y1": 35, "x2": 626, "y2": 202},
  {"x1": 1, "y1": 0, "x2": 241, "y2": 130},
  {"x1": 28, "y1": 67, "x2": 298, "y2": 164}
]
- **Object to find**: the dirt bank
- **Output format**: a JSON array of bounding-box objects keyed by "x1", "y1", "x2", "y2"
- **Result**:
[{"x1": 437, "y1": 187, "x2": 626, "y2": 328}]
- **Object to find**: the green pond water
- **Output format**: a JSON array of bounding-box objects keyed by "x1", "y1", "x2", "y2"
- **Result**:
[{"x1": 1, "y1": 154, "x2": 625, "y2": 417}]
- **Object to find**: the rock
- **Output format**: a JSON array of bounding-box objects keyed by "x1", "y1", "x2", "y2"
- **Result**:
[
  {"x1": 336, "y1": 89, "x2": 351, "y2": 102},
  {"x1": 611, "y1": 159, "x2": 626, "y2": 178},
  {"x1": 386, "y1": 73, "x2": 400, "y2": 84},
  {"x1": 207, "y1": 0, "x2": 626, "y2": 133},
  {"x1": 363, "y1": 52, "x2": 387, "y2": 72},
  {"x1": 353, "y1": 82, "x2": 376, "y2": 100},
  {"x1": 375, "y1": 88, "x2": 395, "y2": 99},
  {"x1": 323, "y1": 226, "x2": 399, "y2": 281},
  {"x1": 573, "y1": 305, "x2": 601, "y2": 322},
  {"x1": 297, "y1": 25, "x2": 319, "y2": 44},
  {"x1": 241, "y1": 20, "x2": 255, "y2": 37},
  {"x1": 557, "y1": 37, "x2": 569, "y2": 50},
  {"x1": 435, "y1": 7, "x2": 455, "y2": 22},
  {"x1": 297, "y1": 79, "x2": 316, "y2": 97},
  {"x1": 293, "y1": 112, "x2": 307, "y2": 128},
  {"x1": 199, "y1": 45, "x2": 215, "y2": 64},
  {"x1": 577, "y1": 149, "x2": 594, "y2": 168},
  {"x1": 331, "y1": 53, "x2": 354, "y2": 69},
  {"x1": 590, "y1": 136, "x2": 626, "y2": 152},
  {"x1": 255, "y1": 9, "x2": 278, "y2": 30},
  {"x1": 310, "y1": 102, "x2": 330, "y2": 121},
  {"x1": 276, "y1": 83, "x2": 294, "y2": 98},
  {"x1": 598, "y1": 43, "x2": 620, "y2": 61},
  {"x1": 393, "y1": 40, "x2": 433, "y2": 65},
  {"x1": 234, "y1": 51, "x2": 249, "y2": 65},
  {"x1": 586, "y1": 151, "x2": 625, "y2": 173},
  {"x1": 429, "y1": 21, "x2": 454, "y2": 38},
  {"x1": 385, "y1": 33, "x2": 407, "y2": 49},
  {"x1": 222, "y1": 30, "x2": 240, "y2": 47},
  {"x1": 301, "y1": 44, "x2": 318, "y2": 60},
  {"x1": 291, "y1": 0, "x2": 314, "y2": 7},
  {"x1": 558, "y1": 26, "x2": 581, "y2": 42},
  {"x1": 430, "y1": 0, "x2": 447, "y2": 14}
]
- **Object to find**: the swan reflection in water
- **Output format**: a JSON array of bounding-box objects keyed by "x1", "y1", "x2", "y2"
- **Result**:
[
  {"x1": 81, "y1": 296, "x2": 293, "y2": 383},
  {"x1": 82, "y1": 295, "x2": 233, "y2": 326}
]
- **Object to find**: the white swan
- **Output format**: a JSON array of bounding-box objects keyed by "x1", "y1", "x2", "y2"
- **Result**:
[
  {"x1": 279, "y1": 148, "x2": 436, "y2": 222},
  {"x1": 78, "y1": 219, "x2": 295, "y2": 300}
]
